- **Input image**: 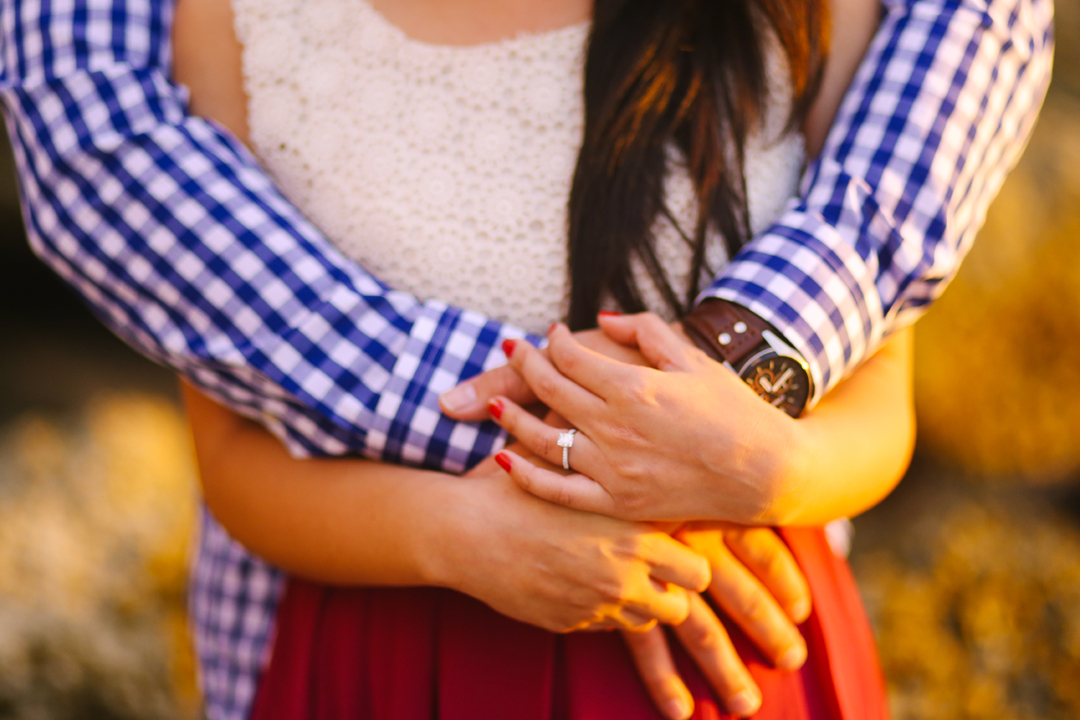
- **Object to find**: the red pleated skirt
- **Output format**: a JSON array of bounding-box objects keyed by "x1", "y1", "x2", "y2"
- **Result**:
[{"x1": 249, "y1": 527, "x2": 888, "y2": 720}]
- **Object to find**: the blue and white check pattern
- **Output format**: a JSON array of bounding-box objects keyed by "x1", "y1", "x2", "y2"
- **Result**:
[
  {"x1": 0, "y1": 0, "x2": 1052, "y2": 716},
  {"x1": 702, "y1": 0, "x2": 1055, "y2": 395}
]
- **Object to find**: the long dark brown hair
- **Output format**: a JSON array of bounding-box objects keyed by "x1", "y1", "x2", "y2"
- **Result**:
[{"x1": 565, "y1": 0, "x2": 829, "y2": 330}]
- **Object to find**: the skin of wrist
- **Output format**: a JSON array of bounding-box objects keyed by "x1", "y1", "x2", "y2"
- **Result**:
[
  {"x1": 413, "y1": 472, "x2": 507, "y2": 592},
  {"x1": 705, "y1": 407, "x2": 806, "y2": 527},
  {"x1": 753, "y1": 413, "x2": 818, "y2": 527},
  {"x1": 411, "y1": 476, "x2": 474, "y2": 589},
  {"x1": 671, "y1": 318, "x2": 797, "y2": 525}
]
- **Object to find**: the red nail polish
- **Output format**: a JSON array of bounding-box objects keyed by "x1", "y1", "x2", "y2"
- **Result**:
[
  {"x1": 547, "y1": 323, "x2": 557, "y2": 336},
  {"x1": 598, "y1": 310, "x2": 622, "y2": 318},
  {"x1": 487, "y1": 398, "x2": 504, "y2": 420},
  {"x1": 495, "y1": 452, "x2": 512, "y2": 473},
  {"x1": 502, "y1": 339, "x2": 516, "y2": 357}
]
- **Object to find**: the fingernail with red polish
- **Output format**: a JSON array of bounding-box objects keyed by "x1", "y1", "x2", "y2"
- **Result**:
[
  {"x1": 598, "y1": 310, "x2": 622, "y2": 318},
  {"x1": 547, "y1": 323, "x2": 557, "y2": 336},
  {"x1": 501, "y1": 339, "x2": 516, "y2": 357},
  {"x1": 495, "y1": 452, "x2": 512, "y2": 473},
  {"x1": 487, "y1": 398, "x2": 504, "y2": 420}
]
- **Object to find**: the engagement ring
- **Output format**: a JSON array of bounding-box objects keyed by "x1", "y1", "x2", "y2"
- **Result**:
[{"x1": 557, "y1": 429, "x2": 577, "y2": 470}]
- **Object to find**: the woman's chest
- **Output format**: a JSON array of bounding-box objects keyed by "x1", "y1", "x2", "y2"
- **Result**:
[
  {"x1": 234, "y1": 0, "x2": 596, "y2": 332},
  {"x1": 231, "y1": 0, "x2": 805, "y2": 333}
]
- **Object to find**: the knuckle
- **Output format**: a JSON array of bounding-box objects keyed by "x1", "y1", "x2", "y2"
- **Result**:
[
  {"x1": 606, "y1": 419, "x2": 647, "y2": 447},
  {"x1": 642, "y1": 312, "x2": 665, "y2": 329},
  {"x1": 552, "y1": 481, "x2": 577, "y2": 509},
  {"x1": 722, "y1": 526, "x2": 750, "y2": 546},
  {"x1": 748, "y1": 528, "x2": 783, "y2": 558},
  {"x1": 536, "y1": 430, "x2": 559, "y2": 459},
  {"x1": 760, "y1": 551, "x2": 788, "y2": 580},
  {"x1": 551, "y1": 342, "x2": 579, "y2": 373},
  {"x1": 533, "y1": 375, "x2": 559, "y2": 403},
  {"x1": 683, "y1": 619, "x2": 724, "y2": 652},
  {"x1": 614, "y1": 490, "x2": 650, "y2": 520},
  {"x1": 495, "y1": 367, "x2": 525, "y2": 396},
  {"x1": 596, "y1": 576, "x2": 631, "y2": 606},
  {"x1": 515, "y1": 465, "x2": 534, "y2": 492},
  {"x1": 734, "y1": 591, "x2": 771, "y2": 626},
  {"x1": 610, "y1": 454, "x2": 646, "y2": 482},
  {"x1": 621, "y1": 375, "x2": 651, "y2": 405},
  {"x1": 612, "y1": 532, "x2": 647, "y2": 561}
]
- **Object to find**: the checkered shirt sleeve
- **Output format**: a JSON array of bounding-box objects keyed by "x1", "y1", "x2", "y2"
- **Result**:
[
  {"x1": 702, "y1": 0, "x2": 1054, "y2": 403},
  {"x1": 0, "y1": 0, "x2": 536, "y2": 469}
]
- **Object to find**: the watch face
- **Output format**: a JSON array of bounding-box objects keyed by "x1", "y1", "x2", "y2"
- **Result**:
[{"x1": 741, "y1": 356, "x2": 810, "y2": 418}]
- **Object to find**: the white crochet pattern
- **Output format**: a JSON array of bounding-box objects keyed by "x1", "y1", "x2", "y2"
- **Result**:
[{"x1": 233, "y1": 0, "x2": 806, "y2": 334}]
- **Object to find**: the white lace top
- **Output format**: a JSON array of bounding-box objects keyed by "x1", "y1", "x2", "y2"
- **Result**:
[{"x1": 231, "y1": 0, "x2": 806, "y2": 335}]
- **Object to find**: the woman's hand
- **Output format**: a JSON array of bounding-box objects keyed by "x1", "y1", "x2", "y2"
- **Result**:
[
  {"x1": 463, "y1": 313, "x2": 914, "y2": 526},
  {"x1": 432, "y1": 455, "x2": 711, "y2": 634},
  {"x1": 624, "y1": 524, "x2": 811, "y2": 720},
  {"x1": 487, "y1": 314, "x2": 794, "y2": 523}
]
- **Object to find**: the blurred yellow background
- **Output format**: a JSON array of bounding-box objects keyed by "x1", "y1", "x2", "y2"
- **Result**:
[{"x1": 0, "y1": 6, "x2": 1077, "y2": 719}]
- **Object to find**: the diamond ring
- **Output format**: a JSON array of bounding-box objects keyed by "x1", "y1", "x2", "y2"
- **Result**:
[{"x1": 557, "y1": 429, "x2": 577, "y2": 470}]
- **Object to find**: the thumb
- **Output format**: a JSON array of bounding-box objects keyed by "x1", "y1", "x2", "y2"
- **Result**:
[
  {"x1": 597, "y1": 313, "x2": 694, "y2": 372},
  {"x1": 439, "y1": 364, "x2": 538, "y2": 420}
]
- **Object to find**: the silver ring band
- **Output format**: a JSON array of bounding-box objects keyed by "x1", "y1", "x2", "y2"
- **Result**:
[{"x1": 557, "y1": 429, "x2": 577, "y2": 470}]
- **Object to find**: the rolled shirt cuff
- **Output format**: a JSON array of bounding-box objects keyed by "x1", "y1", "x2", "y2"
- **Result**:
[{"x1": 699, "y1": 214, "x2": 886, "y2": 408}]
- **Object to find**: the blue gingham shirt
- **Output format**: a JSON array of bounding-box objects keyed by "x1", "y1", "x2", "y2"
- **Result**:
[{"x1": 0, "y1": 0, "x2": 1052, "y2": 717}]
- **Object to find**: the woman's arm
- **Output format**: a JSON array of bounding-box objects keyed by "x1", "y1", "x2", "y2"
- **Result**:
[
  {"x1": 780, "y1": 326, "x2": 914, "y2": 525},
  {"x1": 183, "y1": 379, "x2": 456, "y2": 587},
  {"x1": 181, "y1": 380, "x2": 710, "y2": 631},
  {"x1": 477, "y1": 316, "x2": 914, "y2": 526}
]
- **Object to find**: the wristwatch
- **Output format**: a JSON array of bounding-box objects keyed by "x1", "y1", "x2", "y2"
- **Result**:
[{"x1": 682, "y1": 299, "x2": 813, "y2": 417}]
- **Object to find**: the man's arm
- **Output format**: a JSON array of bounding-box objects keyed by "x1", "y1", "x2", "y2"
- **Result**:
[
  {"x1": 702, "y1": 0, "x2": 1054, "y2": 403},
  {"x1": 0, "y1": 0, "x2": 534, "y2": 466}
]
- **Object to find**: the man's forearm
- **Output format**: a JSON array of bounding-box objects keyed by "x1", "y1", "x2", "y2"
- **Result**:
[
  {"x1": 703, "y1": 0, "x2": 1053, "y2": 403},
  {"x1": 0, "y1": 0, "x2": 536, "y2": 467}
]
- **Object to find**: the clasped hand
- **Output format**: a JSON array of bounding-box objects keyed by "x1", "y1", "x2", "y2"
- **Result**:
[
  {"x1": 440, "y1": 313, "x2": 813, "y2": 719},
  {"x1": 443, "y1": 313, "x2": 799, "y2": 524},
  {"x1": 462, "y1": 449, "x2": 809, "y2": 720}
]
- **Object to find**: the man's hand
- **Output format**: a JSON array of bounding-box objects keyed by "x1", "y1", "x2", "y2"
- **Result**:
[
  {"x1": 439, "y1": 327, "x2": 644, "y2": 418},
  {"x1": 623, "y1": 524, "x2": 811, "y2": 720}
]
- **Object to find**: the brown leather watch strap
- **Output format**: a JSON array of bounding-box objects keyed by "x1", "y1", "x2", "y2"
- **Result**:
[{"x1": 682, "y1": 299, "x2": 772, "y2": 367}]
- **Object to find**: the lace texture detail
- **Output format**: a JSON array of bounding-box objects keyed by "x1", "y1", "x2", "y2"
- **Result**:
[{"x1": 233, "y1": 0, "x2": 805, "y2": 334}]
